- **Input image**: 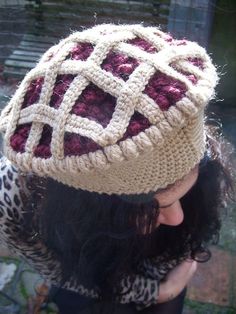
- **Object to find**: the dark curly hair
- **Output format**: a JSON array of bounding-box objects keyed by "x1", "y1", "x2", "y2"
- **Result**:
[{"x1": 18, "y1": 126, "x2": 235, "y2": 301}]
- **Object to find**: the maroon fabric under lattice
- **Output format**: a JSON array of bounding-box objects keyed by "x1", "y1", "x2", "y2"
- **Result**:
[{"x1": 10, "y1": 34, "x2": 205, "y2": 158}]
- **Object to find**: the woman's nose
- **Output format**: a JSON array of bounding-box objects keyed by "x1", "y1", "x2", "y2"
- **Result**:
[{"x1": 157, "y1": 200, "x2": 184, "y2": 226}]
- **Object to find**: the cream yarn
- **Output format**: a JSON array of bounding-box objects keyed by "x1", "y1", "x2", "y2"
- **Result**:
[{"x1": 0, "y1": 24, "x2": 218, "y2": 195}]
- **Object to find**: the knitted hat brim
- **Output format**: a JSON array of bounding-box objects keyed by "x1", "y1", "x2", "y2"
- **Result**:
[{"x1": 50, "y1": 114, "x2": 205, "y2": 195}]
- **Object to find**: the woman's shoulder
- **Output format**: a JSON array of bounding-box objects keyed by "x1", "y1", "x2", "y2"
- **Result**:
[
  {"x1": 0, "y1": 155, "x2": 23, "y2": 216},
  {"x1": 0, "y1": 155, "x2": 63, "y2": 280}
]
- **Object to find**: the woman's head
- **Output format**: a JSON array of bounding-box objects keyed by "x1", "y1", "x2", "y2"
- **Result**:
[
  {"x1": 1, "y1": 24, "x2": 232, "y2": 299},
  {"x1": 0, "y1": 24, "x2": 218, "y2": 196},
  {"x1": 18, "y1": 136, "x2": 234, "y2": 297}
]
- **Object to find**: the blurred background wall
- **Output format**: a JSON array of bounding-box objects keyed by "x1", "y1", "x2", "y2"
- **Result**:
[{"x1": 0, "y1": 0, "x2": 235, "y2": 107}]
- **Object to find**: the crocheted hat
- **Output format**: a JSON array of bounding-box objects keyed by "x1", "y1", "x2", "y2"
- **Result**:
[{"x1": 0, "y1": 24, "x2": 218, "y2": 195}]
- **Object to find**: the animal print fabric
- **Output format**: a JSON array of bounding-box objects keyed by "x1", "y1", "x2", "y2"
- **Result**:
[{"x1": 0, "y1": 156, "x2": 183, "y2": 309}]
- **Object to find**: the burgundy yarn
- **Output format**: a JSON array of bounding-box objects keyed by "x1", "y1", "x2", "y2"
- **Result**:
[
  {"x1": 174, "y1": 39, "x2": 187, "y2": 46},
  {"x1": 11, "y1": 36, "x2": 204, "y2": 157},
  {"x1": 34, "y1": 125, "x2": 52, "y2": 158},
  {"x1": 67, "y1": 43, "x2": 94, "y2": 61},
  {"x1": 102, "y1": 51, "x2": 139, "y2": 81},
  {"x1": 144, "y1": 71, "x2": 187, "y2": 111},
  {"x1": 10, "y1": 123, "x2": 31, "y2": 153},
  {"x1": 22, "y1": 77, "x2": 44, "y2": 109},
  {"x1": 119, "y1": 112, "x2": 151, "y2": 142},
  {"x1": 189, "y1": 57, "x2": 204, "y2": 70},
  {"x1": 164, "y1": 34, "x2": 174, "y2": 43},
  {"x1": 71, "y1": 83, "x2": 116, "y2": 128},
  {"x1": 181, "y1": 72, "x2": 197, "y2": 85},
  {"x1": 64, "y1": 133, "x2": 100, "y2": 157},
  {"x1": 49, "y1": 74, "x2": 75, "y2": 108},
  {"x1": 177, "y1": 57, "x2": 204, "y2": 85},
  {"x1": 128, "y1": 37, "x2": 158, "y2": 53}
]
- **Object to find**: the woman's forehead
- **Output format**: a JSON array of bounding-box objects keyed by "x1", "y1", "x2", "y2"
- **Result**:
[{"x1": 154, "y1": 165, "x2": 199, "y2": 204}]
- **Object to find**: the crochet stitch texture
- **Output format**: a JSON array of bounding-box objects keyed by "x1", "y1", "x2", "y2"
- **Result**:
[{"x1": 0, "y1": 24, "x2": 218, "y2": 194}]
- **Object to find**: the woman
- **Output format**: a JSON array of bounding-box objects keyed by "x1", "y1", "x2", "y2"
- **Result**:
[{"x1": 0, "y1": 24, "x2": 234, "y2": 313}]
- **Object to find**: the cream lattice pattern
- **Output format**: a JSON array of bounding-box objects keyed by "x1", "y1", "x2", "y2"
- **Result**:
[{"x1": 1, "y1": 24, "x2": 218, "y2": 174}]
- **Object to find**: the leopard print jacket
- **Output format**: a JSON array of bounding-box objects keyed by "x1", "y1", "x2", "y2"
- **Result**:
[{"x1": 0, "y1": 156, "x2": 183, "y2": 310}]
